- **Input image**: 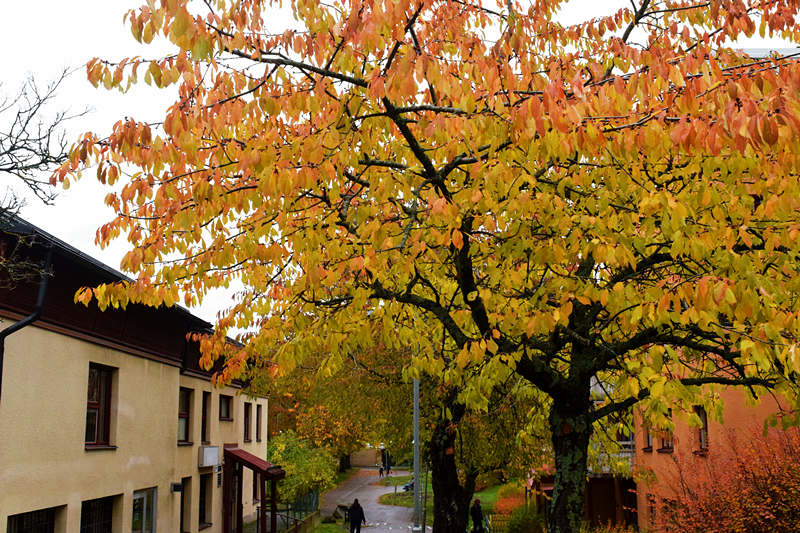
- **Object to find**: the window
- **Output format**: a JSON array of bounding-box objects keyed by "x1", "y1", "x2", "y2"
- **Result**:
[
  {"x1": 219, "y1": 395, "x2": 232, "y2": 420},
  {"x1": 695, "y1": 406, "x2": 709, "y2": 452},
  {"x1": 8, "y1": 507, "x2": 57, "y2": 533},
  {"x1": 253, "y1": 472, "x2": 260, "y2": 503},
  {"x1": 643, "y1": 426, "x2": 653, "y2": 452},
  {"x1": 256, "y1": 404, "x2": 263, "y2": 441},
  {"x1": 81, "y1": 497, "x2": 113, "y2": 533},
  {"x1": 657, "y1": 410, "x2": 674, "y2": 452},
  {"x1": 132, "y1": 488, "x2": 156, "y2": 533},
  {"x1": 178, "y1": 388, "x2": 192, "y2": 444},
  {"x1": 199, "y1": 474, "x2": 212, "y2": 529},
  {"x1": 244, "y1": 403, "x2": 252, "y2": 441},
  {"x1": 201, "y1": 391, "x2": 211, "y2": 443},
  {"x1": 86, "y1": 364, "x2": 114, "y2": 447},
  {"x1": 647, "y1": 495, "x2": 657, "y2": 527}
]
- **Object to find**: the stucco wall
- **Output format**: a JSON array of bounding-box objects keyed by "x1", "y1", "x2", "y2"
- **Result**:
[{"x1": 0, "y1": 321, "x2": 268, "y2": 533}]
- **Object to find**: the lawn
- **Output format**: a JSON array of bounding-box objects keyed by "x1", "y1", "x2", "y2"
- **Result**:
[
  {"x1": 378, "y1": 487, "x2": 435, "y2": 508},
  {"x1": 473, "y1": 482, "x2": 505, "y2": 514},
  {"x1": 309, "y1": 522, "x2": 345, "y2": 533},
  {"x1": 332, "y1": 467, "x2": 360, "y2": 487}
]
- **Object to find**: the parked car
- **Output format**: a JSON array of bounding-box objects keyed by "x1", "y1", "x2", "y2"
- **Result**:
[{"x1": 403, "y1": 479, "x2": 415, "y2": 492}]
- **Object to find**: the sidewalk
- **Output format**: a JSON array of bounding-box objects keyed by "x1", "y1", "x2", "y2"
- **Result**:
[{"x1": 321, "y1": 468, "x2": 431, "y2": 532}]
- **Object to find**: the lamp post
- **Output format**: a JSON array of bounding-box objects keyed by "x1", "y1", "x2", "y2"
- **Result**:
[{"x1": 413, "y1": 377, "x2": 421, "y2": 532}]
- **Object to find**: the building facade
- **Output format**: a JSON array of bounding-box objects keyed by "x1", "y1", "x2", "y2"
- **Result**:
[
  {"x1": 0, "y1": 220, "x2": 268, "y2": 533},
  {"x1": 633, "y1": 391, "x2": 784, "y2": 529}
]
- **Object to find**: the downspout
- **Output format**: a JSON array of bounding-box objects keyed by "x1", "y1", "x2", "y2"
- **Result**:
[{"x1": 0, "y1": 244, "x2": 53, "y2": 403}]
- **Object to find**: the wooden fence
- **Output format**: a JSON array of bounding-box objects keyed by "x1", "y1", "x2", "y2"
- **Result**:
[{"x1": 488, "y1": 514, "x2": 511, "y2": 532}]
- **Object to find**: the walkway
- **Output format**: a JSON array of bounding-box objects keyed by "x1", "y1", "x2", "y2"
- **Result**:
[{"x1": 321, "y1": 468, "x2": 432, "y2": 532}]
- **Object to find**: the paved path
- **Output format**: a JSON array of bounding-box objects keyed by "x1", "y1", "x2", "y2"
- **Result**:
[{"x1": 321, "y1": 468, "x2": 432, "y2": 532}]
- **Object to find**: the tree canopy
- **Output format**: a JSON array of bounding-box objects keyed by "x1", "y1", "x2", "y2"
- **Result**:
[{"x1": 59, "y1": 1, "x2": 800, "y2": 531}]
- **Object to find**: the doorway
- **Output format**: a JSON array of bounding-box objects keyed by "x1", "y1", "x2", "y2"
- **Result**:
[{"x1": 132, "y1": 488, "x2": 157, "y2": 533}]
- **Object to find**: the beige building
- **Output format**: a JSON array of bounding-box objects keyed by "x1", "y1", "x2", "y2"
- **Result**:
[{"x1": 0, "y1": 220, "x2": 271, "y2": 533}]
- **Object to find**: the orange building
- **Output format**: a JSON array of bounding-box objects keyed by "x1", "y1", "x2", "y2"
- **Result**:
[{"x1": 633, "y1": 390, "x2": 786, "y2": 529}]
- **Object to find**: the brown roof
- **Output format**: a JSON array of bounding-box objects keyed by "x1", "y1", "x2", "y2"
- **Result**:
[{"x1": 224, "y1": 447, "x2": 286, "y2": 480}]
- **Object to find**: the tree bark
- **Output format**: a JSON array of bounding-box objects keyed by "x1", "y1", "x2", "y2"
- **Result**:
[
  {"x1": 339, "y1": 454, "x2": 351, "y2": 473},
  {"x1": 548, "y1": 401, "x2": 592, "y2": 533},
  {"x1": 430, "y1": 408, "x2": 471, "y2": 533}
]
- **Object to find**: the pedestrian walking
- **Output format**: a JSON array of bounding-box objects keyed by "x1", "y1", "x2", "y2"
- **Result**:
[
  {"x1": 348, "y1": 498, "x2": 366, "y2": 533},
  {"x1": 470, "y1": 499, "x2": 484, "y2": 533},
  {"x1": 379, "y1": 466, "x2": 384, "y2": 478}
]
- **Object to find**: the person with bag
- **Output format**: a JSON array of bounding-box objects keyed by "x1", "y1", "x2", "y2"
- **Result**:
[{"x1": 348, "y1": 498, "x2": 366, "y2": 533}]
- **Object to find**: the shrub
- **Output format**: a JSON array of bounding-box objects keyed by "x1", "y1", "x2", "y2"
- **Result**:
[
  {"x1": 497, "y1": 482, "x2": 525, "y2": 499},
  {"x1": 493, "y1": 494, "x2": 526, "y2": 516},
  {"x1": 267, "y1": 430, "x2": 338, "y2": 502},
  {"x1": 652, "y1": 427, "x2": 800, "y2": 533},
  {"x1": 506, "y1": 504, "x2": 544, "y2": 533}
]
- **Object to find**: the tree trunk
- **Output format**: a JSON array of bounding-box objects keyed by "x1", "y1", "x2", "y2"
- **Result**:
[
  {"x1": 548, "y1": 402, "x2": 592, "y2": 533},
  {"x1": 339, "y1": 454, "x2": 351, "y2": 473},
  {"x1": 430, "y1": 412, "x2": 470, "y2": 533}
]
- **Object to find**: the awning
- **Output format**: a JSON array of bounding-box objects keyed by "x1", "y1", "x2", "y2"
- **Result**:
[{"x1": 224, "y1": 447, "x2": 286, "y2": 481}]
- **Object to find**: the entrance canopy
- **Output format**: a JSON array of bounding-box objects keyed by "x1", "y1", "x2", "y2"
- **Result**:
[
  {"x1": 223, "y1": 446, "x2": 285, "y2": 533},
  {"x1": 225, "y1": 447, "x2": 286, "y2": 480}
]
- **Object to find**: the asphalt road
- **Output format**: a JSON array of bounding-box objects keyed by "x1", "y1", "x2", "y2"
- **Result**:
[{"x1": 321, "y1": 468, "x2": 433, "y2": 532}]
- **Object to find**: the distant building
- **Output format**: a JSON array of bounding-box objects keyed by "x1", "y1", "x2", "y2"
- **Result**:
[{"x1": 0, "y1": 219, "x2": 279, "y2": 533}]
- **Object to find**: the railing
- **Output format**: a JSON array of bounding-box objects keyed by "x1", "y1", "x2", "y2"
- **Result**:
[{"x1": 255, "y1": 490, "x2": 318, "y2": 533}]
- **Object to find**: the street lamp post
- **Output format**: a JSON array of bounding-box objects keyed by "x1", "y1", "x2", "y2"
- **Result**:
[{"x1": 413, "y1": 377, "x2": 421, "y2": 532}]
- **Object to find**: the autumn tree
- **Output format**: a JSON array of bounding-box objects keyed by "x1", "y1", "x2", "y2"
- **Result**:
[
  {"x1": 59, "y1": 0, "x2": 800, "y2": 532},
  {"x1": 1, "y1": 69, "x2": 87, "y2": 287}
]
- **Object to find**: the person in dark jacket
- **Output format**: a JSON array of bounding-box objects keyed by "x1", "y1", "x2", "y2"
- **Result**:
[
  {"x1": 348, "y1": 499, "x2": 366, "y2": 533},
  {"x1": 470, "y1": 499, "x2": 484, "y2": 533}
]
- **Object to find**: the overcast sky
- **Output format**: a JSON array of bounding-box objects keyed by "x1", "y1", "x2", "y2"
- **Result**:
[{"x1": 0, "y1": 0, "x2": 793, "y2": 325}]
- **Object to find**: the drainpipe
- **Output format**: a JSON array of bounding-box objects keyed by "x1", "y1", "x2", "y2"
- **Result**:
[{"x1": 0, "y1": 245, "x2": 53, "y2": 403}]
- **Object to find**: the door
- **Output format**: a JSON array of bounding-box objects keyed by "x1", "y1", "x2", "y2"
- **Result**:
[{"x1": 132, "y1": 488, "x2": 157, "y2": 533}]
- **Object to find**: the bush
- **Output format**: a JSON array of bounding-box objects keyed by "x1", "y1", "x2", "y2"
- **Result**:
[
  {"x1": 497, "y1": 482, "x2": 525, "y2": 499},
  {"x1": 506, "y1": 505, "x2": 544, "y2": 533},
  {"x1": 652, "y1": 427, "x2": 800, "y2": 533},
  {"x1": 493, "y1": 494, "x2": 526, "y2": 516},
  {"x1": 267, "y1": 430, "x2": 338, "y2": 503}
]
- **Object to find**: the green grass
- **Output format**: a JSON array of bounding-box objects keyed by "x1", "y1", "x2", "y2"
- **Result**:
[
  {"x1": 473, "y1": 482, "x2": 505, "y2": 514},
  {"x1": 309, "y1": 522, "x2": 346, "y2": 533},
  {"x1": 332, "y1": 467, "x2": 360, "y2": 487},
  {"x1": 378, "y1": 487, "x2": 435, "y2": 508},
  {"x1": 380, "y1": 471, "x2": 432, "y2": 487}
]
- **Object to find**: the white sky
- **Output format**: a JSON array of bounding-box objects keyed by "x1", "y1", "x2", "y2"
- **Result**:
[{"x1": 0, "y1": 0, "x2": 794, "y2": 325}]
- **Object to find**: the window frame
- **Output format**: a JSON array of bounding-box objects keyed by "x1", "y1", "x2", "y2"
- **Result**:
[
  {"x1": 256, "y1": 404, "x2": 263, "y2": 442},
  {"x1": 81, "y1": 496, "x2": 114, "y2": 533},
  {"x1": 244, "y1": 402, "x2": 252, "y2": 442},
  {"x1": 657, "y1": 409, "x2": 674, "y2": 453},
  {"x1": 7, "y1": 507, "x2": 57, "y2": 533},
  {"x1": 642, "y1": 426, "x2": 653, "y2": 452},
  {"x1": 219, "y1": 395, "x2": 233, "y2": 421},
  {"x1": 198, "y1": 474, "x2": 212, "y2": 530},
  {"x1": 694, "y1": 405, "x2": 709, "y2": 453},
  {"x1": 178, "y1": 388, "x2": 192, "y2": 444},
  {"x1": 85, "y1": 364, "x2": 114, "y2": 448},
  {"x1": 201, "y1": 391, "x2": 211, "y2": 443}
]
